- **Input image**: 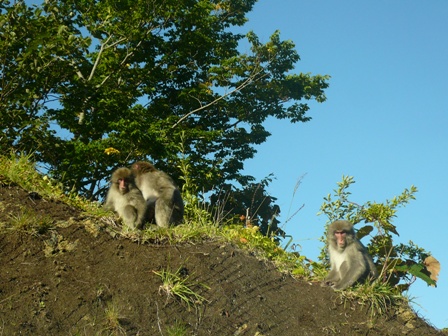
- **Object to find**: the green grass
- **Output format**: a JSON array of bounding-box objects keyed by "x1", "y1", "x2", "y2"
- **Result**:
[
  {"x1": 0, "y1": 152, "x2": 105, "y2": 215},
  {"x1": 4, "y1": 208, "x2": 53, "y2": 234},
  {"x1": 153, "y1": 266, "x2": 209, "y2": 309},
  {"x1": 104, "y1": 301, "x2": 126, "y2": 335},
  {"x1": 339, "y1": 280, "x2": 407, "y2": 318},
  {"x1": 166, "y1": 321, "x2": 188, "y2": 336},
  {"x1": 0, "y1": 152, "x2": 57, "y2": 197}
]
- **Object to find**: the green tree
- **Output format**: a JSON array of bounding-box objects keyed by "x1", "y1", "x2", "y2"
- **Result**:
[{"x1": 1, "y1": 0, "x2": 328, "y2": 231}]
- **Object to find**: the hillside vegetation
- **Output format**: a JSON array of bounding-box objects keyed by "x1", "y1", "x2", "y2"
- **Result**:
[{"x1": 0, "y1": 156, "x2": 443, "y2": 335}]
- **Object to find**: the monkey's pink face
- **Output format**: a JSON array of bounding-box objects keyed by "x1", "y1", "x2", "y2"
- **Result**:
[
  {"x1": 117, "y1": 178, "x2": 129, "y2": 194},
  {"x1": 334, "y1": 230, "x2": 347, "y2": 248}
]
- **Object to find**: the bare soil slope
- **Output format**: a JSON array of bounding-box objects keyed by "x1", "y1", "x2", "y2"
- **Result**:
[{"x1": 0, "y1": 180, "x2": 442, "y2": 335}]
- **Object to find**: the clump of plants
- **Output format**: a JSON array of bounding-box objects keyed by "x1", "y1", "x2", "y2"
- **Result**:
[
  {"x1": 4, "y1": 208, "x2": 53, "y2": 234},
  {"x1": 153, "y1": 266, "x2": 209, "y2": 310}
]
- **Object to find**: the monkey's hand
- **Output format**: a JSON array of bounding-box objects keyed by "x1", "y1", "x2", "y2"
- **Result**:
[{"x1": 321, "y1": 280, "x2": 334, "y2": 287}]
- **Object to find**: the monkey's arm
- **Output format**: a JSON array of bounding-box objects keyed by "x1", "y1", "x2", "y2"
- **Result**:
[
  {"x1": 334, "y1": 263, "x2": 366, "y2": 290},
  {"x1": 324, "y1": 268, "x2": 340, "y2": 285},
  {"x1": 333, "y1": 247, "x2": 367, "y2": 290},
  {"x1": 125, "y1": 189, "x2": 147, "y2": 229}
]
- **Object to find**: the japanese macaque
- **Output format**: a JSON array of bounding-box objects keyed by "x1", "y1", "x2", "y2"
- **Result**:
[
  {"x1": 104, "y1": 167, "x2": 147, "y2": 229},
  {"x1": 323, "y1": 220, "x2": 377, "y2": 290},
  {"x1": 131, "y1": 161, "x2": 184, "y2": 228}
]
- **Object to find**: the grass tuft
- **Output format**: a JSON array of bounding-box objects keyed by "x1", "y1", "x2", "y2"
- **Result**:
[
  {"x1": 340, "y1": 280, "x2": 407, "y2": 318},
  {"x1": 5, "y1": 208, "x2": 53, "y2": 234},
  {"x1": 154, "y1": 266, "x2": 209, "y2": 309},
  {"x1": 0, "y1": 152, "x2": 104, "y2": 215},
  {"x1": 104, "y1": 301, "x2": 127, "y2": 335},
  {"x1": 166, "y1": 321, "x2": 188, "y2": 336}
]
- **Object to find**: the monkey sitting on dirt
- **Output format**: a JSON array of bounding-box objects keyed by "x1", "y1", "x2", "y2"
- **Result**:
[{"x1": 322, "y1": 220, "x2": 377, "y2": 290}]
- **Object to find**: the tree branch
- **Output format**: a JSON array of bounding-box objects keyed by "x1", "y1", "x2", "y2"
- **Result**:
[{"x1": 171, "y1": 68, "x2": 267, "y2": 129}]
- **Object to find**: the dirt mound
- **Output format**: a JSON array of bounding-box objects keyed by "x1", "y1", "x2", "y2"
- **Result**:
[{"x1": 0, "y1": 181, "x2": 442, "y2": 335}]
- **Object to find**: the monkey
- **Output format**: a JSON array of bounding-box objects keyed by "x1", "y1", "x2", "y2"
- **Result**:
[
  {"x1": 104, "y1": 167, "x2": 147, "y2": 229},
  {"x1": 130, "y1": 161, "x2": 184, "y2": 228},
  {"x1": 323, "y1": 220, "x2": 378, "y2": 290}
]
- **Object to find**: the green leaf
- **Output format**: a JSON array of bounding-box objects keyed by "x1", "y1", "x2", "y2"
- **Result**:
[
  {"x1": 395, "y1": 262, "x2": 437, "y2": 287},
  {"x1": 356, "y1": 225, "x2": 373, "y2": 240}
]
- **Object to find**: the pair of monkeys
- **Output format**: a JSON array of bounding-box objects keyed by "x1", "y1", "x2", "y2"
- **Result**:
[{"x1": 104, "y1": 161, "x2": 184, "y2": 229}]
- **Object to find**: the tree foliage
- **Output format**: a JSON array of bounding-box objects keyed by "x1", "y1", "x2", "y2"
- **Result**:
[
  {"x1": 1, "y1": 0, "x2": 328, "y2": 233},
  {"x1": 318, "y1": 176, "x2": 440, "y2": 292}
]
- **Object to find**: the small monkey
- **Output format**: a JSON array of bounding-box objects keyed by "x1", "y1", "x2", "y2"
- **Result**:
[
  {"x1": 131, "y1": 161, "x2": 184, "y2": 227},
  {"x1": 104, "y1": 167, "x2": 147, "y2": 229},
  {"x1": 323, "y1": 220, "x2": 377, "y2": 290}
]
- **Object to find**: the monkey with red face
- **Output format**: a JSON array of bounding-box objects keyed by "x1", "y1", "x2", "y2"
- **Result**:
[
  {"x1": 323, "y1": 220, "x2": 377, "y2": 290},
  {"x1": 104, "y1": 167, "x2": 147, "y2": 229}
]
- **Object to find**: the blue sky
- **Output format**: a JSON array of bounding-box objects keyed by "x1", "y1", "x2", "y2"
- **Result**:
[{"x1": 241, "y1": 0, "x2": 448, "y2": 329}]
